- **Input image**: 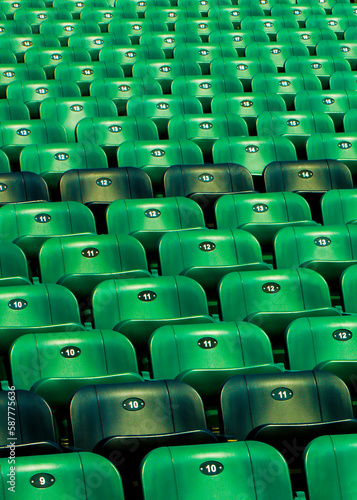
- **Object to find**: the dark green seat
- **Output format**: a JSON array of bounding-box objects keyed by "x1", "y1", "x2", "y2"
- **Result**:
[
  {"x1": 10, "y1": 330, "x2": 143, "y2": 408},
  {"x1": 149, "y1": 322, "x2": 281, "y2": 399},
  {"x1": 98, "y1": 44, "x2": 165, "y2": 76},
  {"x1": 321, "y1": 189, "x2": 357, "y2": 224},
  {"x1": 0, "y1": 63, "x2": 46, "y2": 98},
  {"x1": 24, "y1": 46, "x2": 91, "y2": 78},
  {"x1": 307, "y1": 133, "x2": 357, "y2": 178},
  {"x1": 141, "y1": 441, "x2": 293, "y2": 500},
  {"x1": 0, "y1": 171, "x2": 49, "y2": 205},
  {"x1": 218, "y1": 269, "x2": 339, "y2": 340},
  {"x1": 40, "y1": 234, "x2": 150, "y2": 299},
  {"x1": 0, "y1": 201, "x2": 96, "y2": 258},
  {"x1": 340, "y1": 264, "x2": 357, "y2": 313},
  {"x1": 0, "y1": 240, "x2": 31, "y2": 286},
  {"x1": 0, "y1": 34, "x2": 60, "y2": 62},
  {"x1": 106, "y1": 197, "x2": 205, "y2": 252},
  {"x1": 92, "y1": 276, "x2": 214, "y2": 346}
]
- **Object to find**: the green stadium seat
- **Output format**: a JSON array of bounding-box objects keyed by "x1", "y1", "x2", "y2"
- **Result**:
[
  {"x1": 332, "y1": 3, "x2": 357, "y2": 16},
  {"x1": 208, "y1": 5, "x2": 265, "y2": 28},
  {"x1": 0, "y1": 119, "x2": 67, "y2": 164},
  {"x1": 0, "y1": 240, "x2": 31, "y2": 286},
  {"x1": 0, "y1": 171, "x2": 49, "y2": 205},
  {"x1": 159, "y1": 228, "x2": 270, "y2": 291},
  {"x1": 173, "y1": 42, "x2": 237, "y2": 74},
  {"x1": 306, "y1": 14, "x2": 357, "y2": 39},
  {"x1": 340, "y1": 264, "x2": 357, "y2": 313},
  {"x1": 0, "y1": 452, "x2": 125, "y2": 498},
  {"x1": 20, "y1": 142, "x2": 108, "y2": 190},
  {"x1": 0, "y1": 283, "x2": 84, "y2": 352},
  {"x1": 0, "y1": 34, "x2": 60, "y2": 63},
  {"x1": 277, "y1": 28, "x2": 337, "y2": 54},
  {"x1": 108, "y1": 18, "x2": 168, "y2": 43},
  {"x1": 40, "y1": 96, "x2": 117, "y2": 142},
  {"x1": 69, "y1": 33, "x2": 131, "y2": 60},
  {"x1": 316, "y1": 40, "x2": 357, "y2": 70},
  {"x1": 60, "y1": 167, "x2": 154, "y2": 204},
  {"x1": 208, "y1": 29, "x2": 270, "y2": 57},
  {"x1": 240, "y1": 16, "x2": 299, "y2": 41},
  {"x1": 343, "y1": 108, "x2": 357, "y2": 132},
  {"x1": 106, "y1": 197, "x2": 205, "y2": 252},
  {"x1": 7, "y1": 80, "x2": 81, "y2": 118},
  {"x1": 0, "y1": 99, "x2": 29, "y2": 119},
  {"x1": 99, "y1": 44, "x2": 165, "y2": 77},
  {"x1": 246, "y1": 41, "x2": 309, "y2": 70},
  {"x1": 307, "y1": 133, "x2": 357, "y2": 178},
  {"x1": 174, "y1": 18, "x2": 234, "y2": 42},
  {"x1": 271, "y1": 4, "x2": 326, "y2": 26},
  {"x1": 330, "y1": 70, "x2": 357, "y2": 89},
  {"x1": 139, "y1": 31, "x2": 201, "y2": 58},
  {"x1": 80, "y1": 7, "x2": 138, "y2": 33},
  {"x1": 40, "y1": 234, "x2": 150, "y2": 298},
  {"x1": 39, "y1": 19, "x2": 100, "y2": 46},
  {"x1": 304, "y1": 435, "x2": 357, "y2": 500},
  {"x1": 0, "y1": 201, "x2": 96, "y2": 259},
  {"x1": 24, "y1": 46, "x2": 91, "y2": 78},
  {"x1": 149, "y1": 322, "x2": 281, "y2": 399},
  {"x1": 13, "y1": 7, "x2": 72, "y2": 34},
  {"x1": 54, "y1": 61, "x2": 124, "y2": 95},
  {"x1": 114, "y1": 0, "x2": 170, "y2": 17},
  {"x1": 10, "y1": 330, "x2": 143, "y2": 408},
  {"x1": 256, "y1": 110, "x2": 335, "y2": 155},
  {"x1": 145, "y1": 6, "x2": 200, "y2": 31},
  {"x1": 0, "y1": 20, "x2": 31, "y2": 35},
  {"x1": 53, "y1": 0, "x2": 109, "y2": 19},
  {"x1": 252, "y1": 72, "x2": 322, "y2": 110},
  {"x1": 0, "y1": 150, "x2": 10, "y2": 173},
  {"x1": 0, "y1": 0, "x2": 46, "y2": 20},
  {"x1": 0, "y1": 49, "x2": 17, "y2": 64},
  {"x1": 117, "y1": 139, "x2": 204, "y2": 185},
  {"x1": 321, "y1": 189, "x2": 357, "y2": 224},
  {"x1": 178, "y1": 0, "x2": 231, "y2": 15},
  {"x1": 211, "y1": 92, "x2": 286, "y2": 134},
  {"x1": 0, "y1": 63, "x2": 45, "y2": 98},
  {"x1": 285, "y1": 55, "x2": 351, "y2": 88},
  {"x1": 168, "y1": 113, "x2": 248, "y2": 158},
  {"x1": 127, "y1": 95, "x2": 202, "y2": 137},
  {"x1": 213, "y1": 136, "x2": 297, "y2": 176},
  {"x1": 215, "y1": 192, "x2": 317, "y2": 249},
  {"x1": 132, "y1": 59, "x2": 202, "y2": 94},
  {"x1": 210, "y1": 57, "x2": 278, "y2": 92}
]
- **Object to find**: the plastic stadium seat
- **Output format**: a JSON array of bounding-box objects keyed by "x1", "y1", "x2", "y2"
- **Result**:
[
  {"x1": 0, "y1": 34, "x2": 60, "y2": 62},
  {"x1": 277, "y1": 28, "x2": 337, "y2": 54},
  {"x1": 53, "y1": 0, "x2": 109, "y2": 19},
  {"x1": 340, "y1": 264, "x2": 357, "y2": 313},
  {"x1": 307, "y1": 133, "x2": 357, "y2": 178},
  {"x1": 0, "y1": 171, "x2": 49, "y2": 205},
  {"x1": 0, "y1": 119, "x2": 67, "y2": 164},
  {"x1": 316, "y1": 40, "x2": 357, "y2": 70},
  {"x1": 0, "y1": 49, "x2": 17, "y2": 64},
  {"x1": 7, "y1": 80, "x2": 81, "y2": 118},
  {"x1": 208, "y1": 5, "x2": 265, "y2": 27},
  {"x1": 304, "y1": 435, "x2": 357, "y2": 500},
  {"x1": 139, "y1": 31, "x2": 201, "y2": 59},
  {"x1": 252, "y1": 72, "x2": 322, "y2": 110},
  {"x1": 321, "y1": 189, "x2": 357, "y2": 225},
  {"x1": 99, "y1": 44, "x2": 164, "y2": 77},
  {"x1": 219, "y1": 371, "x2": 357, "y2": 464},
  {"x1": 343, "y1": 108, "x2": 357, "y2": 133},
  {"x1": 174, "y1": 18, "x2": 234, "y2": 43},
  {"x1": 264, "y1": 159, "x2": 353, "y2": 194},
  {"x1": 239, "y1": 0, "x2": 294, "y2": 15},
  {"x1": 209, "y1": 30, "x2": 270, "y2": 57},
  {"x1": 0, "y1": 452, "x2": 125, "y2": 499},
  {"x1": 69, "y1": 380, "x2": 217, "y2": 480},
  {"x1": 0, "y1": 390, "x2": 61, "y2": 458},
  {"x1": 40, "y1": 234, "x2": 150, "y2": 298},
  {"x1": 177, "y1": 0, "x2": 231, "y2": 16},
  {"x1": 145, "y1": 7, "x2": 200, "y2": 31},
  {"x1": 210, "y1": 58, "x2": 278, "y2": 92},
  {"x1": 54, "y1": 61, "x2": 124, "y2": 95},
  {"x1": 330, "y1": 70, "x2": 357, "y2": 90},
  {"x1": 106, "y1": 197, "x2": 205, "y2": 252},
  {"x1": 246, "y1": 42, "x2": 310, "y2": 70},
  {"x1": 150, "y1": 322, "x2": 281, "y2": 399},
  {"x1": 256, "y1": 110, "x2": 335, "y2": 155},
  {"x1": 306, "y1": 14, "x2": 357, "y2": 39},
  {"x1": 20, "y1": 142, "x2": 108, "y2": 191},
  {"x1": 0, "y1": 99, "x2": 29, "y2": 119},
  {"x1": 304, "y1": 0, "x2": 350, "y2": 15},
  {"x1": 126, "y1": 95, "x2": 202, "y2": 137},
  {"x1": 80, "y1": 7, "x2": 138, "y2": 32},
  {"x1": 108, "y1": 18, "x2": 168, "y2": 43},
  {"x1": 295, "y1": 90, "x2": 357, "y2": 130},
  {"x1": 60, "y1": 167, "x2": 154, "y2": 204},
  {"x1": 168, "y1": 113, "x2": 248, "y2": 158},
  {"x1": 213, "y1": 136, "x2": 297, "y2": 176},
  {"x1": 90, "y1": 77, "x2": 163, "y2": 115},
  {"x1": 163, "y1": 163, "x2": 255, "y2": 214},
  {"x1": 215, "y1": 192, "x2": 317, "y2": 249},
  {"x1": 171, "y1": 75, "x2": 244, "y2": 112},
  {"x1": 69, "y1": 33, "x2": 131, "y2": 61},
  {"x1": 117, "y1": 139, "x2": 204, "y2": 185},
  {"x1": 0, "y1": 150, "x2": 10, "y2": 173},
  {"x1": 0, "y1": 0, "x2": 46, "y2": 20},
  {"x1": 274, "y1": 225, "x2": 357, "y2": 285},
  {"x1": 142, "y1": 442, "x2": 293, "y2": 500},
  {"x1": 0, "y1": 63, "x2": 45, "y2": 98},
  {"x1": 132, "y1": 59, "x2": 202, "y2": 94},
  {"x1": 211, "y1": 92, "x2": 286, "y2": 134},
  {"x1": 240, "y1": 17, "x2": 299, "y2": 41},
  {"x1": 77, "y1": 116, "x2": 158, "y2": 159},
  {"x1": 173, "y1": 43, "x2": 237, "y2": 74},
  {"x1": 114, "y1": 0, "x2": 170, "y2": 17},
  {"x1": 10, "y1": 330, "x2": 143, "y2": 408},
  {"x1": 286, "y1": 316, "x2": 357, "y2": 391},
  {"x1": 24, "y1": 46, "x2": 91, "y2": 78},
  {"x1": 13, "y1": 7, "x2": 72, "y2": 34},
  {"x1": 0, "y1": 241, "x2": 31, "y2": 286},
  {"x1": 271, "y1": 4, "x2": 326, "y2": 25},
  {"x1": 40, "y1": 97, "x2": 117, "y2": 142},
  {"x1": 332, "y1": 3, "x2": 357, "y2": 16},
  {"x1": 39, "y1": 20, "x2": 100, "y2": 46},
  {"x1": 92, "y1": 276, "x2": 214, "y2": 346},
  {"x1": 285, "y1": 56, "x2": 351, "y2": 88},
  {"x1": 0, "y1": 20, "x2": 31, "y2": 35},
  {"x1": 0, "y1": 283, "x2": 84, "y2": 352},
  {"x1": 0, "y1": 201, "x2": 96, "y2": 258},
  {"x1": 159, "y1": 229, "x2": 270, "y2": 291}
]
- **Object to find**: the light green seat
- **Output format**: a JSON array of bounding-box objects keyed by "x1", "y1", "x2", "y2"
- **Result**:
[
  {"x1": 0, "y1": 0, "x2": 45, "y2": 20},
  {"x1": 0, "y1": 34, "x2": 60, "y2": 62},
  {"x1": 332, "y1": 3, "x2": 357, "y2": 16},
  {"x1": 277, "y1": 28, "x2": 337, "y2": 53},
  {"x1": 177, "y1": 0, "x2": 231, "y2": 16},
  {"x1": 330, "y1": 70, "x2": 357, "y2": 90},
  {"x1": 0, "y1": 201, "x2": 96, "y2": 258},
  {"x1": 0, "y1": 20, "x2": 31, "y2": 35},
  {"x1": 52, "y1": 0, "x2": 109, "y2": 19},
  {"x1": 0, "y1": 240, "x2": 31, "y2": 287},
  {"x1": 215, "y1": 192, "x2": 317, "y2": 248},
  {"x1": 108, "y1": 18, "x2": 168, "y2": 43},
  {"x1": 24, "y1": 46, "x2": 91, "y2": 78},
  {"x1": 39, "y1": 19, "x2": 100, "y2": 46},
  {"x1": 321, "y1": 189, "x2": 357, "y2": 224},
  {"x1": 285, "y1": 55, "x2": 351, "y2": 88},
  {"x1": 218, "y1": 268, "x2": 339, "y2": 340},
  {"x1": 306, "y1": 14, "x2": 357, "y2": 39},
  {"x1": 173, "y1": 42, "x2": 237, "y2": 74},
  {"x1": 303, "y1": 0, "x2": 350, "y2": 15},
  {"x1": 139, "y1": 31, "x2": 201, "y2": 58},
  {"x1": 240, "y1": 16, "x2": 299, "y2": 41},
  {"x1": 316, "y1": 40, "x2": 357, "y2": 70},
  {"x1": 246, "y1": 41, "x2": 309, "y2": 70},
  {"x1": 208, "y1": 5, "x2": 265, "y2": 28},
  {"x1": 68, "y1": 32, "x2": 130, "y2": 60},
  {"x1": 106, "y1": 196, "x2": 205, "y2": 252},
  {"x1": 307, "y1": 133, "x2": 357, "y2": 178},
  {"x1": 0, "y1": 99, "x2": 29, "y2": 120},
  {"x1": 174, "y1": 18, "x2": 234, "y2": 43},
  {"x1": 208, "y1": 29, "x2": 270, "y2": 57},
  {"x1": 80, "y1": 7, "x2": 138, "y2": 32},
  {"x1": 10, "y1": 330, "x2": 143, "y2": 408},
  {"x1": 271, "y1": 4, "x2": 326, "y2": 26},
  {"x1": 145, "y1": 6, "x2": 200, "y2": 30},
  {"x1": 341, "y1": 264, "x2": 357, "y2": 313},
  {"x1": 13, "y1": 7, "x2": 72, "y2": 34},
  {"x1": 0, "y1": 63, "x2": 45, "y2": 98},
  {"x1": 39, "y1": 233, "x2": 150, "y2": 298},
  {"x1": 113, "y1": 0, "x2": 170, "y2": 17},
  {"x1": 99, "y1": 44, "x2": 164, "y2": 77},
  {"x1": 159, "y1": 228, "x2": 269, "y2": 292}
]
